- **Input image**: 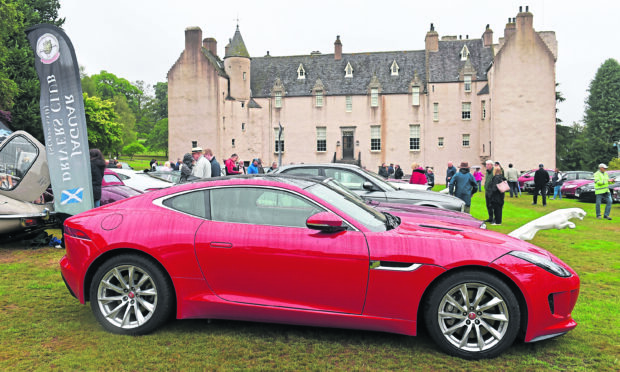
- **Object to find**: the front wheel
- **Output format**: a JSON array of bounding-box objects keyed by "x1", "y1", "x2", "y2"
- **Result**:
[
  {"x1": 424, "y1": 271, "x2": 521, "y2": 359},
  {"x1": 90, "y1": 254, "x2": 174, "y2": 335}
]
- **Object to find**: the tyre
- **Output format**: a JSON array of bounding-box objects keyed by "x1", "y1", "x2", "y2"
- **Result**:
[
  {"x1": 424, "y1": 271, "x2": 521, "y2": 359},
  {"x1": 90, "y1": 254, "x2": 174, "y2": 335}
]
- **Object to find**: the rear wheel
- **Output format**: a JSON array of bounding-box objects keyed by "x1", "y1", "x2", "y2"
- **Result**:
[
  {"x1": 424, "y1": 271, "x2": 521, "y2": 359},
  {"x1": 90, "y1": 254, "x2": 174, "y2": 335}
]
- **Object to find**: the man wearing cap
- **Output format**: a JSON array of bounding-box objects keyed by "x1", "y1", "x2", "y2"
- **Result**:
[
  {"x1": 191, "y1": 146, "x2": 211, "y2": 178},
  {"x1": 594, "y1": 163, "x2": 614, "y2": 220},
  {"x1": 532, "y1": 163, "x2": 550, "y2": 206},
  {"x1": 449, "y1": 162, "x2": 478, "y2": 213}
]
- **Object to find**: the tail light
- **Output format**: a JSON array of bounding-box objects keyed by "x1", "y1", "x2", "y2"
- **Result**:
[
  {"x1": 64, "y1": 226, "x2": 91, "y2": 240},
  {"x1": 20, "y1": 218, "x2": 38, "y2": 227}
]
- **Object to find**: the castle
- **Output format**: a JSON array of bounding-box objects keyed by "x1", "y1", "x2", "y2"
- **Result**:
[{"x1": 168, "y1": 6, "x2": 557, "y2": 180}]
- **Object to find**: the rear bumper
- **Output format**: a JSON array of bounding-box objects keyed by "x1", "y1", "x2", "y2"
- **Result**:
[{"x1": 490, "y1": 254, "x2": 580, "y2": 342}]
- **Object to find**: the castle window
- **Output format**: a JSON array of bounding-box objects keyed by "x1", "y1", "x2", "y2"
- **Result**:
[
  {"x1": 241, "y1": 102, "x2": 245, "y2": 108},
  {"x1": 433, "y1": 103, "x2": 439, "y2": 121},
  {"x1": 412, "y1": 86, "x2": 420, "y2": 106},
  {"x1": 316, "y1": 127, "x2": 326, "y2": 152},
  {"x1": 481, "y1": 100, "x2": 486, "y2": 120},
  {"x1": 460, "y1": 45, "x2": 470, "y2": 61},
  {"x1": 243, "y1": 72, "x2": 246, "y2": 81},
  {"x1": 315, "y1": 90, "x2": 324, "y2": 107},
  {"x1": 370, "y1": 88, "x2": 379, "y2": 107},
  {"x1": 438, "y1": 137, "x2": 444, "y2": 148},
  {"x1": 241, "y1": 123, "x2": 245, "y2": 131},
  {"x1": 297, "y1": 64, "x2": 306, "y2": 80},
  {"x1": 346, "y1": 96, "x2": 352, "y2": 112},
  {"x1": 370, "y1": 125, "x2": 381, "y2": 151},
  {"x1": 409, "y1": 124, "x2": 420, "y2": 151},
  {"x1": 390, "y1": 60, "x2": 399, "y2": 76},
  {"x1": 232, "y1": 138, "x2": 235, "y2": 147},
  {"x1": 462, "y1": 134, "x2": 470, "y2": 147},
  {"x1": 345, "y1": 62, "x2": 353, "y2": 78},
  {"x1": 275, "y1": 91, "x2": 282, "y2": 108},
  {"x1": 274, "y1": 128, "x2": 284, "y2": 153},
  {"x1": 464, "y1": 75, "x2": 472, "y2": 92},
  {"x1": 462, "y1": 102, "x2": 471, "y2": 120}
]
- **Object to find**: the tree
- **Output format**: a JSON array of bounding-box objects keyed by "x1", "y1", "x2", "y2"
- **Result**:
[
  {"x1": 146, "y1": 118, "x2": 168, "y2": 156},
  {"x1": 556, "y1": 122, "x2": 587, "y2": 170},
  {"x1": 83, "y1": 93, "x2": 123, "y2": 155},
  {"x1": 122, "y1": 141, "x2": 146, "y2": 160},
  {"x1": 609, "y1": 158, "x2": 620, "y2": 170},
  {"x1": 0, "y1": 0, "x2": 64, "y2": 141},
  {"x1": 583, "y1": 59, "x2": 620, "y2": 169}
]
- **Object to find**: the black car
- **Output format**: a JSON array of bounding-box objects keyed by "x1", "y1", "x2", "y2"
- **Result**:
[
  {"x1": 273, "y1": 163, "x2": 466, "y2": 212},
  {"x1": 576, "y1": 181, "x2": 620, "y2": 203}
]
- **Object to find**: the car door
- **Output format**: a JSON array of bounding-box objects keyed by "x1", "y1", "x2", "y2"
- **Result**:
[
  {"x1": 323, "y1": 168, "x2": 387, "y2": 202},
  {"x1": 194, "y1": 186, "x2": 369, "y2": 314}
]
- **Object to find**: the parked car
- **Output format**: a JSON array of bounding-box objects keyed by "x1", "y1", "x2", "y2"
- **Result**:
[
  {"x1": 575, "y1": 176, "x2": 620, "y2": 203},
  {"x1": 111, "y1": 168, "x2": 179, "y2": 192},
  {"x1": 60, "y1": 175, "x2": 579, "y2": 359},
  {"x1": 387, "y1": 179, "x2": 432, "y2": 191},
  {"x1": 518, "y1": 169, "x2": 555, "y2": 190},
  {"x1": 272, "y1": 163, "x2": 466, "y2": 212},
  {"x1": 612, "y1": 184, "x2": 620, "y2": 203},
  {"x1": 560, "y1": 171, "x2": 594, "y2": 198},
  {"x1": 101, "y1": 169, "x2": 143, "y2": 204},
  {"x1": 300, "y1": 175, "x2": 484, "y2": 229},
  {"x1": 0, "y1": 131, "x2": 56, "y2": 236}
]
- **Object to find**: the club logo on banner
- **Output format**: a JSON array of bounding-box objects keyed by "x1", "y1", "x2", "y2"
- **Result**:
[
  {"x1": 36, "y1": 33, "x2": 60, "y2": 64},
  {"x1": 60, "y1": 187, "x2": 84, "y2": 205}
]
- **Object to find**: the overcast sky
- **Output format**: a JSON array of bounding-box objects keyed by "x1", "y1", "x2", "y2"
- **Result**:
[{"x1": 59, "y1": 0, "x2": 619, "y2": 126}]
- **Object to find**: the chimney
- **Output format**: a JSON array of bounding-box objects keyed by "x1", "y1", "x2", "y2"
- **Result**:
[
  {"x1": 185, "y1": 27, "x2": 202, "y2": 54},
  {"x1": 516, "y1": 6, "x2": 534, "y2": 31},
  {"x1": 504, "y1": 18, "x2": 516, "y2": 40},
  {"x1": 224, "y1": 38, "x2": 231, "y2": 56},
  {"x1": 203, "y1": 37, "x2": 217, "y2": 55},
  {"x1": 425, "y1": 23, "x2": 439, "y2": 52},
  {"x1": 482, "y1": 24, "x2": 493, "y2": 47},
  {"x1": 334, "y1": 35, "x2": 342, "y2": 60}
]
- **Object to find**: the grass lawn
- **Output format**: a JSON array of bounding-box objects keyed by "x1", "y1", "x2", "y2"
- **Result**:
[{"x1": 0, "y1": 192, "x2": 618, "y2": 370}]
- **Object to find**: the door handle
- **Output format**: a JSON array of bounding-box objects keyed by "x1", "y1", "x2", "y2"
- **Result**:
[{"x1": 209, "y1": 242, "x2": 233, "y2": 249}]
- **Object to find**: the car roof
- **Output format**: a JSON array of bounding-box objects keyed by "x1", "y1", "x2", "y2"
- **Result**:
[{"x1": 276, "y1": 163, "x2": 362, "y2": 171}]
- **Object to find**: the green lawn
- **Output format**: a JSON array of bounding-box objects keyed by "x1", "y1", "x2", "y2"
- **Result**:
[{"x1": 0, "y1": 193, "x2": 618, "y2": 370}]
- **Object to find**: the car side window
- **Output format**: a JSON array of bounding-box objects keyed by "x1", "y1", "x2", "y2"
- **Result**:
[
  {"x1": 0, "y1": 135, "x2": 38, "y2": 190},
  {"x1": 163, "y1": 190, "x2": 209, "y2": 219},
  {"x1": 324, "y1": 169, "x2": 366, "y2": 190},
  {"x1": 566, "y1": 173, "x2": 576, "y2": 181},
  {"x1": 103, "y1": 174, "x2": 122, "y2": 184},
  {"x1": 115, "y1": 173, "x2": 129, "y2": 180},
  {"x1": 211, "y1": 187, "x2": 322, "y2": 228},
  {"x1": 282, "y1": 167, "x2": 320, "y2": 176}
]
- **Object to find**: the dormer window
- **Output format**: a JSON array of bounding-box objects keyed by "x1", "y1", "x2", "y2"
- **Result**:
[
  {"x1": 390, "y1": 60, "x2": 399, "y2": 76},
  {"x1": 345, "y1": 62, "x2": 353, "y2": 78},
  {"x1": 460, "y1": 45, "x2": 470, "y2": 61},
  {"x1": 464, "y1": 75, "x2": 472, "y2": 92},
  {"x1": 297, "y1": 64, "x2": 306, "y2": 79}
]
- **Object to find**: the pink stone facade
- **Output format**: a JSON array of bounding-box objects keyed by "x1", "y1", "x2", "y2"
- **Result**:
[{"x1": 168, "y1": 10, "x2": 557, "y2": 181}]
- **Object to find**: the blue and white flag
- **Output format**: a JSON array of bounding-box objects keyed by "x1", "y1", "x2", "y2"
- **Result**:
[{"x1": 26, "y1": 24, "x2": 93, "y2": 214}]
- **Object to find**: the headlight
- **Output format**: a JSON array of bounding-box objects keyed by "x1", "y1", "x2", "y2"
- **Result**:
[{"x1": 509, "y1": 251, "x2": 572, "y2": 277}]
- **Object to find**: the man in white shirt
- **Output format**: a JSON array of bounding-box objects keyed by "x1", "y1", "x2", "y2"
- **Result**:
[{"x1": 191, "y1": 147, "x2": 211, "y2": 178}]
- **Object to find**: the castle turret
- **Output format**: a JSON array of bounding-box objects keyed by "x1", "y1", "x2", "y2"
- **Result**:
[{"x1": 224, "y1": 25, "x2": 251, "y2": 100}]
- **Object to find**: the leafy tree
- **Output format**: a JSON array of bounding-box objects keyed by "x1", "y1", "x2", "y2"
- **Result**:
[
  {"x1": 609, "y1": 158, "x2": 620, "y2": 170},
  {"x1": 83, "y1": 93, "x2": 123, "y2": 155},
  {"x1": 112, "y1": 95, "x2": 137, "y2": 146},
  {"x1": 153, "y1": 82, "x2": 168, "y2": 121},
  {"x1": 122, "y1": 141, "x2": 146, "y2": 160},
  {"x1": 583, "y1": 58, "x2": 620, "y2": 169},
  {"x1": 0, "y1": 0, "x2": 64, "y2": 141},
  {"x1": 555, "y1": 83, "x2": 565, "y2": 124},
  {"x1": 146, "y1": 118, "x2": 168, "y2": 156},
  {"x1": 556, "y1": 122, "x2": 587, "y2": 170},
  {"x1": 91, "y1": 70, "x2": 143, "y2": 112}
]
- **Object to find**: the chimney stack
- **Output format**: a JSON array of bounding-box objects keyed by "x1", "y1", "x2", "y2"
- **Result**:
[
  {"x1": 482, "y1": 24, "x2": 493, "y2": 47},
  {"x1": 224, "y1": 38, "x2": 231, "y2": 56},
  {"x1": 504, "y1": 17, "x2": 516, "y2": 40},
  {"x1": 203, "y1": 37, "x2": 217, "y2": 55},
  {"x1": 516, "y1": 6, "x2": 534, "y2": 31},
  {"x1": 185, "y1": 27, "x2": 202, "y2": 55},
  {"x1": 425, "y1": 23, "x2": 439, "y2": 52},
  {"x1": 334, "y1": 35, "x2": 342, "y2": 60}
]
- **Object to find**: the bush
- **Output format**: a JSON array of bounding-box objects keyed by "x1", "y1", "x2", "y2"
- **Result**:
[{"x1": 122, "y1": 141, "x2": 147, "y2": 160}]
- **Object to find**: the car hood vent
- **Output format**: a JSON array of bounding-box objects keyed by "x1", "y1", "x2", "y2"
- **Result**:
[{"x1": 419, "y1": 224, "x2": 463, "y2": 232}]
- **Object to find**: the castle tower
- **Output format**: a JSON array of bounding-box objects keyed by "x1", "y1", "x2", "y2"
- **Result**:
[{"x1": 224, "y1": 26, "x2": 251, "y2": 100}]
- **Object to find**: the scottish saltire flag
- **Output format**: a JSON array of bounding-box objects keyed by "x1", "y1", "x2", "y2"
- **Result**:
[
  {"x1": 60, "y1": 187, "x2": 84, "y2": 205},
  {"x1": 26, "y1": 24, "x2": 94, "y2": 214}
]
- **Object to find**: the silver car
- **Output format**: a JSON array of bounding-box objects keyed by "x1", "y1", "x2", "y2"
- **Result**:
[{"x1": 273, "y1": 163, "x2": 466, "y2": 212}]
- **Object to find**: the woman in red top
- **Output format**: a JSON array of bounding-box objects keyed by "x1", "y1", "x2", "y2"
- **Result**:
[{"x1": 409, "y1": 162, "x2": 427, "y2": 185}]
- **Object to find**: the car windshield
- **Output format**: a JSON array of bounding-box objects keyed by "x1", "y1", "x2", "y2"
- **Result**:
[
  {"x1": 358, "y1": 168, "x2": 398, "y2": 190},
  {"x1": 324, "y1": 178, "x2": 365, "y2": 201},
  {"x1": 305, "y1": 182, "x2": 387, "y2": 232}
]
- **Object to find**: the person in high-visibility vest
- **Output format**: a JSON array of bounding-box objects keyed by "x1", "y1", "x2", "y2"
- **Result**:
[{"x1": 594, "y1": 163, "x2": 615, "y2": 220}]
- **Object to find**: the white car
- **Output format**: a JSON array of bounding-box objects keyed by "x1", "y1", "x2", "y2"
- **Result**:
[{"x1": 110, "y1": 169, "x2": 175, "y2": 192}]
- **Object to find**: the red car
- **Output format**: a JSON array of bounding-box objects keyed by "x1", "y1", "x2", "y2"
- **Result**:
[
  {"x1": 60, "y1": 175, "x2": 579, "y2": 359},
  {"x1": 101, "y1": 169, "x2": 143, "y2": 205},
  {"x1": 518, "y1": 168, "x2": 555, "y2": 190}
]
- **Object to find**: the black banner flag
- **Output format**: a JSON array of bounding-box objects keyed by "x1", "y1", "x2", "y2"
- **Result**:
[{"x1": 26, "y1": 24, "x2": 93, "y2": 215}]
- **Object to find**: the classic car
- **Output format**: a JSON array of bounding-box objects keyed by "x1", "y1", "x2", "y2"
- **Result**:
[
  {"x1": 272, "y1": 163, "x2": 466, "y2": 212},
  {"x1": 111, "y1": 168, "x2": 180, "y2": 192},
  {"x1": 560, "y1": 171, "x2": 595, "y2": 198},
  {"x1": 518, "y1": 169, "x2": 555, "y2": 190},
  {"x1": 61, "y1": 175, "x2": 579, "y2": 359},
  {"x1": 575, "y1": 173, "x2": 620, "y2": 203}
]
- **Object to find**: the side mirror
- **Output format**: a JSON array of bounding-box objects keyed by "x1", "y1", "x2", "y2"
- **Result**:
[
  {"x1": 306, "y1": 211, "x2": 346, "y2": 233},
  {"x1": 363, "y1": 181, "x2": 376, "y2": 191}
]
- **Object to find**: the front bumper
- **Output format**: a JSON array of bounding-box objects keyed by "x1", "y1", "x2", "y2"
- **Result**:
[{"x1": 490, "y1": 254, "x2": 579, "y2": 342}]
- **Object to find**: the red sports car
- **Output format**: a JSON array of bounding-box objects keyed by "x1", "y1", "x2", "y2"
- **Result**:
[{"x1": 60, "y1": 175, "x2": 579, "y2": 359}]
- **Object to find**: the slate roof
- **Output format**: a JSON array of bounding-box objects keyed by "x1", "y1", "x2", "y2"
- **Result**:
[
  {"x1": 225, "y1": 26, "x2": 250, "y2": 58},
  {"x1": 249, "y1": 38, "x2": 494, "y2": 98}
]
